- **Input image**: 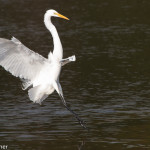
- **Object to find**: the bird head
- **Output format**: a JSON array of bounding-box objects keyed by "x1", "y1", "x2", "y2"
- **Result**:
[{"x1": 46, "y1": 9, "x2": 69, "y2": 20}]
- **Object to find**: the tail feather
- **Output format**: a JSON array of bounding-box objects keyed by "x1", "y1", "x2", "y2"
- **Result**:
[{"x1": 28, "y1": 85, "x2": 48, "y2": 104}]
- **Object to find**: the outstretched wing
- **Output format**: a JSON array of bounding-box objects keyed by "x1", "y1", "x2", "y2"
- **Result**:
[{"x1": 0, "y1": 37, "x2": 49, "y2": 80}]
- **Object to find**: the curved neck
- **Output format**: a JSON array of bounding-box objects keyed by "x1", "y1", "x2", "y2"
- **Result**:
[{"x1": 44, "y1": 14, "x2": 63, "y2": 61}]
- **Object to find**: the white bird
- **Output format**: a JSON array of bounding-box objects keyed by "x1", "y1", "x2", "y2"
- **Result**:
[{"x1": 0, "y1": 9, "x2": 86, "y2": 129}]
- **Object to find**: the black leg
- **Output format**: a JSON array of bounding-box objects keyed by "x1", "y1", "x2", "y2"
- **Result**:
[{"x1": 59, "y1": 95, "x2": 87, "y2": 129}]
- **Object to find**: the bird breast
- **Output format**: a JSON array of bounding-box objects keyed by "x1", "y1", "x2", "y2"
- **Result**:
[{"x1": 33, "y1": 62, "x2": 61, "y2": 87}]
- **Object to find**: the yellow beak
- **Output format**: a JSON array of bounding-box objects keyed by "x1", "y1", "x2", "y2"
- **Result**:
[{"x1": 54, "y1": 12, "x2": 69, "y2": 20}]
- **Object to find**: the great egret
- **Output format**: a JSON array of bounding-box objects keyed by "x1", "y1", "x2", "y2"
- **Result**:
[{"x1": 0, "y1": 9, "x2": 86, "y2": 129}]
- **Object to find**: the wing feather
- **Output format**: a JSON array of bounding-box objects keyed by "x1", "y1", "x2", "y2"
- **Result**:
[{"x1": 0, "y1": 37, "x2": 49, "y2": 80}]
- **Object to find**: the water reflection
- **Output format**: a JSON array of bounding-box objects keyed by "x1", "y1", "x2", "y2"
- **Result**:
[{"x1": 78, "y1": 141, "x2": 85, "y2": 150}]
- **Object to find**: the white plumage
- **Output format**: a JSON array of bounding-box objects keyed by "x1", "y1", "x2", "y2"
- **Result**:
[
  {"x1": 0, "y1": 37, "x2": 48, "y2": 81},
  {"x1": 0, "y1": 9, "x2": 86, "y2": 128}
]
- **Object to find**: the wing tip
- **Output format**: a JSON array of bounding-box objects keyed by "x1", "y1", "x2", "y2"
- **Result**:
[{"x1": 11, "y1": 37, "x2": 21, "y2": 44}]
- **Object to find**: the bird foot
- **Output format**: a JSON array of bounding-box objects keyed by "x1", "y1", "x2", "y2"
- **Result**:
[
  {"x1": 79, "y1": 120, "x2": 88, "y2": 130},
  {"x1": 69, "y1": 55, "x2": 76, "y2": 61}
]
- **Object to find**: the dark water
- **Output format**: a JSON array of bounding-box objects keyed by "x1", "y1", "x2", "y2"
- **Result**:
[{"x1": 0, "y1": 0, "x2": 150, "y2": 149}]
